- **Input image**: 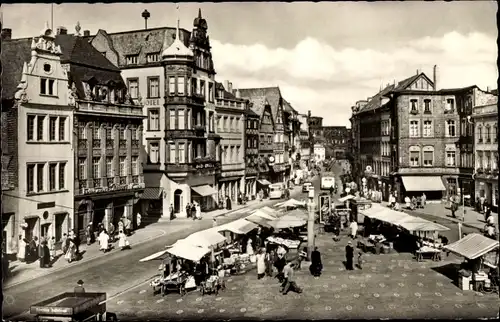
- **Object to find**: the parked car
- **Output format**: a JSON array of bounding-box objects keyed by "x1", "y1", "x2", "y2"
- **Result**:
[
  {"x1": 269, "y1": 183, "x2": 285, "y2": 199},
  {"x1": 302, "y1": 182, "x2": 313, "y2": 193}
]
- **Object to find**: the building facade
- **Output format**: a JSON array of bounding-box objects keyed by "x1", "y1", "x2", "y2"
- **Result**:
[
  {"x1": 472, "y1": 101, "x2": 498, "y2": 212},
  {"x1": 244, "y1": 102, "x2": 260, "y2": 198},
  {"x1": 314, "y1": 144, "x2": 326, "y2": 162},
  {"x1": 322, "y1": 126, "x2": 350, "y2": 159},
  {"x1": 309, "y1": 116, "x2": 324, "y2": 138},
  {"x1": 297, "y1": 113, "x2": 311, "y2": 167},
  {"x1": 215, "y1": 81, "x2": 247, "y2": 204}
]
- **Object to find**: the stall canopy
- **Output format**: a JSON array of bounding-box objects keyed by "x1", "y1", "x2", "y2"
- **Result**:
[
  {"x1": 245, "y1": 214, "x2": 273, "y2": 228},
  {"x1": 166, "y1": 240, "x2": 211, "y2": 262},
  {"x1": 139, "y1": 249, "x2": 169, "y2": 262},
  {"x1": 251, "y1": 208, "x2": 279, "y2": 220},
  {"x1": 192, "y1": 185, "x2": 217, "y2": 197},
  {"x1": 398, "y1": 221, "x2": 449, "y2": 233},
  {"x1": 286, "y1": 208, "x2": 309, "y2": 221},
  {"x1": 185, "y1": 229, "x2": 226, "y2": 248},
  {"x1": 269, "y1": 214, "x2": 307, "y2": 229},
  {"x1": 216, "y1": 219, "x2": 258, "y2": 235},
  {"x1": 401, "y1": 176, "x2": 445, "y2": 192},
  {"x1": 444, "y1": 233, "x2": 499, "y2": 260},
  {"x1": 275, "y1": 198, "x2": 306, "y2": 209},
  {"x1": 257, "y1": 179, "x2": 272, "y2": 186}
]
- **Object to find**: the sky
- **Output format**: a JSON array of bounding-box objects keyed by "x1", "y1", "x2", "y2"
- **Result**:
[{"x1": 2, "y1": 2, "x2": 498, "y2": 127}]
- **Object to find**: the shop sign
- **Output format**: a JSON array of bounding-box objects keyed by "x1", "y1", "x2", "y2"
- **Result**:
[
  {"x1": 37, "y1": 201, "x2": 55, "y2": 210},
  {"x1": 82, "y1": 183, "x2": 144, "y2": 194},
  {"x1": 145, "y1": 98, "x2": 161, "y2": 106},
  {"x1": 195, "y1": 162, "x2": 215, "y2": 169}
]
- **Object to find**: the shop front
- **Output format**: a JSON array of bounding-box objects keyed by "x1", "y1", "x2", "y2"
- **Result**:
[
  {"x1": 270, "y1": 164, "x2": 286, "y2": 184},
  {"x1": 475, "y1": 177, "x2": 498, "y2": 213},
  {"x1": 191, "y1": 184, "x2": 218, "y2": 212},
  {"x1": 245, "y1": 175, "x2": 258, "y2": 199},
  {"x1": 397, "y1": 175, "x2": 446, "y2": 202}
]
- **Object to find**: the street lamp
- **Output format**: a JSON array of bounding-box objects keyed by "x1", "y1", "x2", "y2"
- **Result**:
[
  {"x1": 307, "y1": 191, "x2": 316, "y2": 261},
  {"x1": 142, "y1": 10, "x2": 150, "y2": 30}
]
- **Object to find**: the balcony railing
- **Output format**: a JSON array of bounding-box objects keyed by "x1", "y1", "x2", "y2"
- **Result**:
[
  {"x1": 106, "y1": 139, "x2": 114, "y2": 149},
  {"x1": 119, "y1": 176, "x2": 127, "y2": 184},
  {"x1": 132, "y1": 175, "x2": 139, "y2": 183},
  {"x1": 131, "y1": 140, "x2": 140, "y2": 148},
  {"x1": 78, "y1": 139, "x2": 87, "y2": 149},
  {"x1": 119, "y1": 140, "x2": 127, "y2": 148},
  {"x1": 79, "y1": 179, "x2": 87, "y2": 189},
  {"x1": 93, "y1": 178, "x2": 101, "y2": 188},
  {"x1": 106, "y1": 177, "x2": 114, "y2": 187},
  {"x1": 76, "y1": 99, "x2": 143, "y2": 116},
  {"x1": 92, "y1": 139, "x2": 101, "y2": 149}
]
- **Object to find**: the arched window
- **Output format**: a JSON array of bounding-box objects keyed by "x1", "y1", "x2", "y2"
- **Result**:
[
  {"x1": 409, "y1": 146, "x2": 420, "y2": 167},
  {"x1": 422, "y1": 146, "x2": 434, "y2": 167}
]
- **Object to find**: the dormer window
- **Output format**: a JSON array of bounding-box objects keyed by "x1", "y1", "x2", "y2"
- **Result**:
[
  {"x1": 125, "y1": 55, "x2": 138, "y2": 65},
  {"x1": 146, "y1": 53, "x2": 159, "y2": 63},
  {"x1": 40, "y1": 78, "x2": 55, "y2": 96}
]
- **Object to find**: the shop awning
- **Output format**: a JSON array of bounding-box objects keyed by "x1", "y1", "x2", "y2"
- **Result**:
[
  {"x1": 399, "y1": 221, "x2": 450, "y2": 233},
  {"x1": 269, "y1": 214, "x2": 307, "y2": 230},
  {"x1": 166, "y1": 240, "x2": 211, "y2": 262},
  {"x1": 287, "y1": 208, "x2": 309, "y2": 221},
  {"x1": 275, "y1": 198, "x2": 306, "y2": 209},
  {"x1": 192, "y1": 185, "x2": 217, "y2": 197},
  {"x1": 141, "y1": 187, "x2": 163, "y2": 200},
  {"x1": 444, "y1": 233, "x2": 499, "y2": 260},
  {"x1": 216, "y1": 219, "x2": 258, "y2": 235},
  {"x1": 251, "y1": 208, "x2": 279, "y2": 220},
  {"x1": 139, "y1": 249, "x2": 169, "y2": 262},
  {"x1": 257, "y1": 179, "x2": 272, "y2": 186},
  {"x1": 185, "y1": 230, "x2": 227, "y2": 248},
  {"x1": 401, "y1": 176, "x2": 445, "y2": 192}
]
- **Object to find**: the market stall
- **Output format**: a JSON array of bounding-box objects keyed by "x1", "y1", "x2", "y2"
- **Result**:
[
  {"x1": 275, "y1": 198, "x2": 306, "y2": 210},
  {"x1": 444, "y1": 233, "x2": 499, "y2": 292},
  {"x1": 245, "y1": 214, "x2": 273, "y2": 228}
]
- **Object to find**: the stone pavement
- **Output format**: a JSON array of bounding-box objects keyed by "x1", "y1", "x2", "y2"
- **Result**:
[{"x1": 380, "y1": 201, "x2": 498, "y2": 231}]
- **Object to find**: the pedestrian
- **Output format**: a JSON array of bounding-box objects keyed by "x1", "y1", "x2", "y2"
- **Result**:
[
  {"x1": 256, "y1": 248, "x2": 266, "y2": 279},
  {"x1": 357, "y1": 248, "x2": 363, "y2": 270},
  {"x1": 74, "y1": 280, "x2": 86, "y2": 293},
  {"x1": 191, "y1": 203, "x2": 196, "y2": 220},
  {"x1": 39, "y1": 240, "x2": 47, "y2": 268},
  {"x1": 170, "y1": 204, "x2": 175, "y2": 220},
  {"x1": 108, "y1": 222, "x2": 115, "y2": 243},
  {"x1": 17, "y1": 235, "x2": 26, "y2": 262},
  {"x1": 48, "y1": 236, "x2": 56, "y2": 261},
  {"x1": 309, "y1": 247, "x2": 323, "y2": 277},
  {"x1": 345, "y1": 241, "x2": 354, "y2": 270},
  {"x1": 265, "y1": 250, "x2": 273, "y2": 277},
  {"x1": 65, "y1": 239, "x2": 76, "y2": 263},
  {"x1": 118, "y1": 230, "x2": 130, "y2": 250},
  {"x1": 98, "y1": 229, "x2": 110, "y2": 253},
  {"x1": 349, "y1": 220, "x2": 358, "y2": 239},
  {"x1": 186, "y1": 203, "x2": 192, "y2": 218},
  {"x1": 122, "y1": 216, "x2": 131, "y2": 236},
  {"x1": 226, "y1": 196, "x2": 232, "y2": 210},
  {"x1": 246, "y1": 238, "x2": 254, "y2": 255},
  {"x1": 136, "y1": 213, "x2": 142, "y2": 229},
  {"x1": 85, "y1": 224, "x2": 92, "y2": 245},
  {"x1": 451, "y1": 200, "x2": 458, "y2": 218},
  {"x1": 61, "y1": 233, "x2": 68, "y2": 255},
  {"x1": 195, "y1": 203, "x2": 202, "y2": 220},
  {"x1": 280, "y1": 262, "x2": 302, "y2": 295},
  {"x1": 485, "y1": 205, "x2": 492, "y2": 223},
  {"x1": 28, "y1": 236, "x2": 38, "y2": 264},
  {"x1": 259, "y1": 189, "x2": 264, "y2": 201}
]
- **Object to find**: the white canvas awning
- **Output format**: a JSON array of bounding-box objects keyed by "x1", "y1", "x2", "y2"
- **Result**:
[
  {"x1": 185, "y1": 229, "x2": 227, "y2": 248},
  {"x1": 166, "y1": 240, "x2": 211, "y2": 262},
  {"x1": 401, "y1": 176, "x2": 445, "y2": 192},
  {"x1": 192, "y1": 185, "x2": 217, "y2": 197},
  {"x1": 216, "y1": 219, "x2": 258, "y2": 235}
]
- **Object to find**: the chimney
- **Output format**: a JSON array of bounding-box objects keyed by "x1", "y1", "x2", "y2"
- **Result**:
[
  {"x1": 487, "y1": 86, "x2": 490, "y2": 92},
  {"x1": 83, "y1": 30, "x2": 90, "y2": 37},
  {"x1": 416, "y1": 69, "x2": 420, "y2": 75},
  {"x1": 433, "y1": 65, "x2": 439, "y2": 91},
  {"x1": 56, "y1": 26, "x2": 68, "y2": 35},
  {"x1": 228, "y1": 82, "x2": 233, "y2": 93},
  {"x1": 1, "y1": 28, "x2": 12, "y2": 40},
  {"x1": 224, "y1": 80, "x2": 230, "y2": 92},
  {"x1": 235, "y1": 89, "x2": 241, "y2": 99}
]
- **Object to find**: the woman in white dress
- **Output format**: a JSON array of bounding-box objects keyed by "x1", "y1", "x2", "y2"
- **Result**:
[
  {"x1": 65, "y1": 239, "x2": 76, "y2": 263},
  {"x1": 195, "y1": 204, "x2": 202, "y2": 220},
  {"x1": 98, "y1": 230, "x2": 109, "y2": 253},
  {"x1": 246, "y1": 238, "x2": 254, "y2": 255},
  {"x1": 118, "y1": 230, "x2": 129, "y2": 250},
  {"x1": 256, "y1": 248, "x2": 266, "y2": 279},
  {"x1": 17, "y1": 235, "x2": 26, "y2": 262}
]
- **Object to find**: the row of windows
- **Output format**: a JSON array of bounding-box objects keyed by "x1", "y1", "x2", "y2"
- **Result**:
[
  {"x1": 77, "y1": 122, "x2": 140, "y2": 141},
  {"x1": 247, "y1": 137, "x2": 258, "y2": 149},
  {"x1": 27, "y1": 162, "x2": 66, "y2": 194},
  {"x1": 124, "y1": 53, "x2": 163, "y2": 65},
  {"x1": 149, "y1": 142, "x2": 208, "y2": 164},
  {"x1": 27, "y1": 115, "x2": 67, "y2": 142},
  {"x1": 222, "y1": 145, "x2": 242, "y2": 164},
  {"x1": 247, "y1": 120, "x2": 259, "y2": 130},
  {"x1": 408, "y1": 146, "x2": 456, "y2": 167},
  {"x1": 78, "y1": 156, "x2": 138, "y2": 179},
  {"x1": 380, "y1": 142, "x2": 391, "y2": 157},
  {"x1": 259, "y1": 134, "x2": 273, "y2": 145},
  {"x1": 360, "y1": 161, "x2": 391, "y2": 177},
  {"x1": 409, "y1": 98, "x2": 455, "y2": 114},
  {"x1": 409, "y1": 120, "x2": 456, "y2": 138},
  {"x1": 381, "y1": 120, "x2": 391, "y2": 136},
  {"x1": 40, "y1": 78, "x2": 57, "y2": 96},
  {"x1": 476, "y1": 151, "x2": 499, "y2": 170},
  {"x1": 217, "y1": 116, "x2": 242, "y2": 133},
  {"x1": 477, "y1": 123, "x2": 498, "y2": 143}
]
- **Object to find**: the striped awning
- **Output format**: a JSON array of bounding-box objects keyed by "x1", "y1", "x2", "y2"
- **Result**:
[
  {"x1": 141, "y1": 187, "x2": 163, "y2": 200},
  {"x1": 444, "y1": 233, "x2": 499, "y2": 260}
]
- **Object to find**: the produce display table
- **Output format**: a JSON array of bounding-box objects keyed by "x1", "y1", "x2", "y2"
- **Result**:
[{"x1": 416, "y1": 246, "x2": 442, "y2": 262}]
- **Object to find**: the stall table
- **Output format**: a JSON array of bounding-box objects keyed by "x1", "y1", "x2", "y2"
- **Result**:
[{"x1": 416, "y1": 246, "x2": 442, "y2": 262}]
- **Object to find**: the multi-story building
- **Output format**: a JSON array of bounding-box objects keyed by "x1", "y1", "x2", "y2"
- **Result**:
[
  {"x1": 247, "y1": 96, "x2": 274, "y2": 191},
  {"x1": 349, "y1": 99, "x2": 368, "y2": 181},
  {"x1": 88, "y1": 10, "x2": 220, "y2": 217},
  {"x1": 1, "y1": 24, "x2": 145, "y2": 250},
  {"x1": 455, "y1": 86, "x2": 497, "y2": 200},
  {"x1": 322, "y1": 126, "x2": 350, "y2": 159},
  {"x1": 215, "y1": 81, "x2": 247, "y2": 204},
  {"x1": 238, "y1": 87, "x2": 290, "y2": 184},
  {"x1": 314, "y1": 144, "x2": 326, "y2": 162},
  {"x1": 309, "y1": 116, "x2": 324, "y2": 138},
  {"x1": 472, "y1": 100, "x2": 498, "y2": 212},
  {"x1": 297, "y1": 113, "x2": 311, "y2": 166},
  {"x1": 244, "y1": 100, "x2": 260, "y2": 198}
]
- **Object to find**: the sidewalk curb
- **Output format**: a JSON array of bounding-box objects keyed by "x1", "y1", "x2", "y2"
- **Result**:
[{"x1": 4, "y1": 228, "x2": 168, "y2": 290}]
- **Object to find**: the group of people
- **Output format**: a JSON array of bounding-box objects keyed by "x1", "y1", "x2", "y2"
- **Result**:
[{"x1": 184, "y1": 202, "x2": 202, "y2": 220}]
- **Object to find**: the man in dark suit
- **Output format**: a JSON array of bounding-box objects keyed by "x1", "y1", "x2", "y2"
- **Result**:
[{"x1": 74, "y1": 280, "x2": 86, "y2": 293}]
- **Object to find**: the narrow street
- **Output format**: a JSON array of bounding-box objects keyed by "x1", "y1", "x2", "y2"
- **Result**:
[{"x1": 4, "y1": 181, "x2": 319, "y2": 320}]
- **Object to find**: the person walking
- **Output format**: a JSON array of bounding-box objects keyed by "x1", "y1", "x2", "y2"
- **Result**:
[
  {"x1": 118, "y1": 230, "x2": 130, "y2": 250},
  {"x1": 85, "y1": 224, "x2": 93, "y2": 246},
  {"x1": 186, "y1": 203, "x2": 192, "y2": 219},
  {"x1": 98, "y1": 230, "x2": 110, "y2": 253},
  {"x1": 65, "y1": 239, "x2": 77, "y2": 263},
  {"x1": 136, "y1": 213, "x2": 142, "y2": 229},
  {"x1": 61, "y1": 233, "x2": 68, "y2": 255},
  {"x1": 74, "y1": 280, "x2": 86, "y2": 293},
  {"x1": 256, "y1": 248, "x2": 266, "y2": 279},
  {"x1": 309, "y1": 247, "x2": 323, "y2": 277},
  {"x1": 48, "y1": 236, "x2": 56, "y2": 262},
  {"x1": 349, "y1": 220, "x2": 358, "y2": 239},
  {"x1": 39, "y1": 239, "x2": 47, "y2": 268},
  {"x1": 226, "y1": 196, "x2": 232, "y2": 210},
  {"x1": 195, "y1": 203, "x2": 202, "y2": 220},
  {"x1": 17, "y1": 235, "x2": 26, "y2": 263},
  {"x1": 108, "y1": 222, "x2": 115, "y2": 243},
  {"x1": 265, "y1": 249, "x2": 273, "y2": 277},
  {"x1": 191, "y1": 203, "x2": 197, "y2": 221},
  {"x1": 281, "y1": 262, "x2": 302, "y2": 295},
  {"x1": 170, "y1": 204, "x2": 175, "y2": 220},
  {"x1": 345, "y1": 241, "x2": 354, "y2": 270}
]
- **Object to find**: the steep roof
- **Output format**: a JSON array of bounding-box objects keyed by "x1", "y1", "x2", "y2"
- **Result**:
[
  {"x1": 56, "y1": 34, "x2": 120, "y2": 71},
  {"x1": 215, "y1": 82, "x2": 237, "y2": 99},
  {"x1": 248, "y1": 96, "x2": 268, "y2": 117},
  {"x1": 282, "y1": 99, "x2": 297, "y2": 114},
  {"x1": 238, "y1": 87, "x2": 282, "y2": 120},
  {"x1": 359, "y1": 84, "x2": 395, "y2": 113},
  {"x1": 1, "y1": 38, "x2": 32, "y2": 100},
  {"x1": 97, "y1": 27, "x2": 191, "y2": 68}
]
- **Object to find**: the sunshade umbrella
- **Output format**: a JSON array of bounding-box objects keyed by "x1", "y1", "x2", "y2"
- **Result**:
[{"x1": 269, "y1": 214, "x2": 307, "y2": 230}]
